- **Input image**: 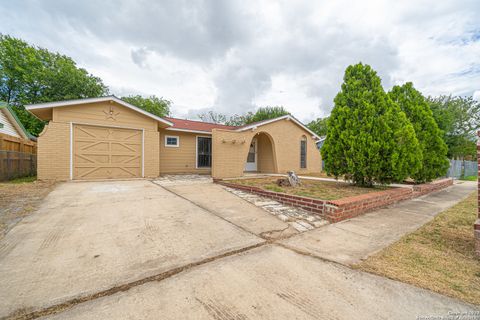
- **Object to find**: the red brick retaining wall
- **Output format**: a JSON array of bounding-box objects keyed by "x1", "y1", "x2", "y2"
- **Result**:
[
  {"x1": 215, "y1": 181, "x2": 328, "y2": 215},
  {"x1": 215, "y1": 178, "x2": 453, "y2": 223},
  {"x1": 475, "y1": 131, "x2": 480, "y2": 256},
  {"x1": 412, "y1": 178, "x2": 455, "y2": 196},
  {"x1": 324, "y1": 187, "x2": 414, "y2": 222}
]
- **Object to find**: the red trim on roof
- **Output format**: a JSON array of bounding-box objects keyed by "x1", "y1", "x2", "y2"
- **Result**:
[{"x1": 163, "y1": 117, "x2": 238, "y2": 133}]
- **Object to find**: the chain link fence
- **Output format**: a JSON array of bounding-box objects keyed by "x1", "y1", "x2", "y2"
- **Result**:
[{"x1": 446, "y1": 159, "x2": 477, "y2": 178}]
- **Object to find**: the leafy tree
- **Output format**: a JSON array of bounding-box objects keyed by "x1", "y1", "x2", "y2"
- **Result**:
[
  {"x1": 225, "y1": 112, "x2": 254, "y2": 126},
  {"x1": 245, "y1": 106, "x2": 289, "y2": 124},
  {"x1": 307, "y1": 117, "x2": 329, "y2": 136},
  {"x1": 121, "y1": 95, "x2": 171, "y2": 117},
  {"x1": 225, "y1": 106, "x2": 289, "y2": 126},
  {"x1": 427, "y1": 95, "x2": 479, "y2": 159},
  {"x1": 322, "y1": 63, "x2": 421, "y2": 186},
  {"x1": 389, "y1": 83, "x2": 449, "y2": 182},
  {"x1": 0, "y1": 35, "x2": 108, "y2": 135},
  {"x1": 197, "y1": 110, "x2": 227, "y2": 124}
]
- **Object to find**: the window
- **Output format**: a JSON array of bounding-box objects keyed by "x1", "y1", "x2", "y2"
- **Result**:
[
  {"x1": 300, "y1": 136, "x2": 307, "y2": 169},
  {"x1": 197, "y1": 136, "x2": 212, "y2": 168},
  {"x1": 165, "y1": 135, "x2": 179, "y2": 147},
  {"x1": 247, "y1": 141, "x2": 256, "y2": 163}
]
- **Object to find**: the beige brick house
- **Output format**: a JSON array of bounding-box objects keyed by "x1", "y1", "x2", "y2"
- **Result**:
[{"x1": 26, "y1": 96, "x2": 322, "y2": 180}]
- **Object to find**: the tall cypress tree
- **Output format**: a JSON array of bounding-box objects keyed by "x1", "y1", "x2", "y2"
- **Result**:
[
  {"x1": 322, "y1": 63, "x2": 421, "y2": 186},
  {"x1": 389, "y1": 83, "x2": 449, "y2": 182}
]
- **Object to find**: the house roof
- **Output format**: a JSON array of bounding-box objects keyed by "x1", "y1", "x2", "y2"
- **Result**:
[
  {"x1": 235, "y1": 115, "x2": 321, "y2": 140},
  {"x1": 0, "y1": 102, "x2": 36, "y2": 141},
  {"x1": 315, "y1": 136, "x2": 326, "y2": 149},
  {"x1": 24, "y1": 96, "x2": 319, "y2": 139},
  {"x1": 163, "y1": 117, "x2": 238, "y2": 134},
  {"x1": 25, "y1": 96, "x2": 173, "y2": 126}
]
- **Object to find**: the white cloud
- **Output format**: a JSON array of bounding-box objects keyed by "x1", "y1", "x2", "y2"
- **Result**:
[
  {"x1": 473, "y1": 90, "x2": 480, "y2": 101},
  {"x1": 0, "y1": 0, "x2": 479, "y2": 120}
]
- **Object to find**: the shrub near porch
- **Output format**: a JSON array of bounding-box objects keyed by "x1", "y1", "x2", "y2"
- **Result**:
[{"x1": 227, "y1": 177, "x2": 386, "y2": 201}]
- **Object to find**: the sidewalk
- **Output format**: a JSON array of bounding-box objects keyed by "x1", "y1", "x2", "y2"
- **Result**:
[{"x1": 280, "y1": 181, "x2": 476, "y2": 265}]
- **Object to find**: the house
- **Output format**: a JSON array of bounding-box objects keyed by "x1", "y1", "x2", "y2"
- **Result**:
[
  {"x1": 26, "y1": 96, "x2": 322, "y2": 180},
  {"x1": 0, "y1": 103, "x2": 36, "y2": 141},
  {"x1": 0, "y1": 103, "x2": 37, "y2": 180},
  {"x1": 315, "y1": 136, "x2": 326, "y2": 150}
]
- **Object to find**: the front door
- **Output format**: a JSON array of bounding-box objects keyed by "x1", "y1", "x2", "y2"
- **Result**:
[
  {"x1": 244, "y1": 138, "x2": 257, "y2": 171},
  {"x1": 197, "y1": 136, "x2": 212, "y2": 168}
]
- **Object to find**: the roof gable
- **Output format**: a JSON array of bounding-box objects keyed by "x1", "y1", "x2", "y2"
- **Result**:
[
  {"x1": 236, "y1": 115, "x2": 320, "y2": 140},
  {"x1": 25, "y1": 96, "x2": 173, "y2": 126},
  {"x1": 0, "y1": 103, "x2": 34, "y2": 140}
]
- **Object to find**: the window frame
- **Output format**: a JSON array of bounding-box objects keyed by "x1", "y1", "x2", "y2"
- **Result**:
[{"x1": 164, "y1": 135, "x2": 180, "y2": 148}]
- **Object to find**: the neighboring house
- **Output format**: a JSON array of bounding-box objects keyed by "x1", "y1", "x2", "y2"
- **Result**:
[
  {"x1": 0, "y1": 103, "x2": 35, "y2": 141},
  {"x1": 26, "y1": 96, "x2": 322, "y2": 180},
  {"x1": 0, "y1": 103, "x2": 37, "y2": 180},
  {"x1": 315, "y1": 136, "x2": 326, "y2": 150}
]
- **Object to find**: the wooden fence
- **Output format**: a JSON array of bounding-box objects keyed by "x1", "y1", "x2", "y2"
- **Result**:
[{"x1": 0, "y1": 133, "x2": 37, "y2": 181}]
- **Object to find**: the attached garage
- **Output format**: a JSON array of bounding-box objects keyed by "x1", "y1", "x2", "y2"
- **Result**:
[
  {"x1": 73, "y1": 124, "x2": 142, "y2": 179},
  {"x1": 26, "y1": 96, "x2": 172, "y2": 180}
]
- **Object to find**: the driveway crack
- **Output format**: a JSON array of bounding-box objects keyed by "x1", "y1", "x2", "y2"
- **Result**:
[{"x1": 5, "y1": 242, "x2": 266, "y2": 320}]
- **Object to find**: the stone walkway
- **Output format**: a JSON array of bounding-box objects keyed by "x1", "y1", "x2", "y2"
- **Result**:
[
  {"x1": 154, "y1": 174, "x2": 213, "y2": 186},
  {"x1": 223, "y1": 186, "x2": 329, "y2": 232}
]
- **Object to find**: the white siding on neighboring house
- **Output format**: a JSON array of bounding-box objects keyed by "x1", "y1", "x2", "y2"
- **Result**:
[{"x1": 0, "y1": 109, "x2": 21, "y2": 138}]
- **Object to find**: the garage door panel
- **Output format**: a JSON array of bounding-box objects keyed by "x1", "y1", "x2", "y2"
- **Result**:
[
  {"x1": 75, "y1": 154, "x2": 109, "y2": 164},
  {"x1": 76, "y1": 126, "x2": 108, "y2": 139},
  {"x1": 112, "y1": 155, "x2": 140, "y2": 164},
  {"x1": 73, "y1": 125, "x2": 142, "y2": 180},
  {"x1": 110, "y1": 142, "x2": 141, "y2": 153},
  {"x1": 76, "y1": 141, "x2": 110, "y2": 152}
]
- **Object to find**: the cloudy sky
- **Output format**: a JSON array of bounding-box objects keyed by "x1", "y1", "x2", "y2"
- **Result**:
[{"x1": 1, "y1": 0, "x2": 479, "y2": 122}]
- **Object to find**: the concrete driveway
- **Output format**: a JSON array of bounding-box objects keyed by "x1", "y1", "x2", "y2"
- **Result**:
[
  {"x1": 0, "y1": 179, "x2": 477, "y2": 319},
  {"x1": 0, "y1": 180, "x2": 262, "y2": 318}
]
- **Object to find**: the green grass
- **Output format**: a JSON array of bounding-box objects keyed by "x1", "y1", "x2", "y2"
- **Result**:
[
  {"x1": 355, "y1": 192, "x2": 480, "y2": 305},
  {"x1": 265, "y1": 185, "x2": 283, "y2": 193},
  {"x1": 4, "y1": 176, "x2": 37, "y2": 184},
  {"x1": 460, "y1": 175, "x2": 477, "y2": 181}
]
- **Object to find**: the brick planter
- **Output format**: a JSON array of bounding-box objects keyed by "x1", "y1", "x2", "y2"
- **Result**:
[
  {"x1": 412, "y1": 178, "x2": 455, "y2": 195},
  {"x1": 215, "y1": 181, "x2": 328, "y2": 215},
  {"x1": 215, "y1": 178, "x2": 453, "y2": 223},
  {"x1": 324, "y1": 187, "x2": 414, "y2": 222}
]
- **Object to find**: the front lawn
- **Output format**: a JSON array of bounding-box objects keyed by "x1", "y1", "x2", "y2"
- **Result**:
[
  {"x1": 0, "y1": 177, "x2": 56, "y2": 239},
  {"x1": 228, "y1": 177, "x2": 386, "y2": 200},
  {"x1": 297, "y1": 171, "x2": 332, "y2": 179},
  {"x1": 355, "y1": 191, "x2": 480, "y2": 305},
  {"x1": 460, "y1": 176, "x2": 477, "y2": 181}
]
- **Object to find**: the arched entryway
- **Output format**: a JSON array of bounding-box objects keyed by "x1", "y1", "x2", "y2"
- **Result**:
[{"x1": 244, "y1": 132, "x2": 277, "y2": 173}]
